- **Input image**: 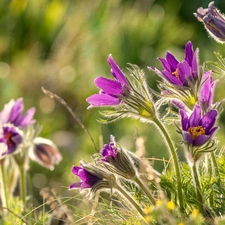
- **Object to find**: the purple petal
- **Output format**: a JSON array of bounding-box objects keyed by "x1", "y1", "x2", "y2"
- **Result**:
[
  {"x1": 158, "y1": 57, "x2": 172, "y2": 72},
  {"x1": 200, "y1": 71, "x2": 212, "y2": 106},
  {"x1": 192, "y1": 48, "x2": 199, "y2": 79},
  {"x1": 189, "y1": 104, "x2": 201, "y2": 127},
  {"x1": 69, "y1": 182, "x2": 82, "y2": 189},
  {"x1": 162, "y1": 71, "x2": 183, "y2": 86},
  {"x1": 200, "y1": 110, "x2": 217, "y2": 133},
  {"x1": 94, "y1": 77, "x2": 123, "y2": 95},
  {"x1": 178, "y1": 61, "x2": 192, "y2": 84},
  {"x1": 166, "y1": 52, "x2": 179, "y2": 72},
  {"x1": 180, "y1": 110, "x2": 189, "y2": 131},
  {"x1": 17, "y1": 107, "x2": 36, "y2": 128},
  {"x1": 184, "y1": 41, "x2": 194, "y2": 67},
  {"x1": 72, "y1": 166, "x2": 81, "y2": 176},
  {"x1": 208, "y1": 126, "x2": 219, "y2": 136},
  {"x1": 183, "y1": 131, "x2": 193, "y2": 145},
  {"x1": 107, "y1": 55, "x2": 128, "y2": 86},
  {"x1": 194, "y1": 135, "x2": 210, "y2": 146},
  {"x1": 87, "y1": 94, "x2": 120, "y2": 108},
  {"x1": 8, "y1": 98, "x2": 23, "y2": 122}
]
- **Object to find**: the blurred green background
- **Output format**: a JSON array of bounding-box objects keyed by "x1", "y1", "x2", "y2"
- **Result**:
[{"x1": 1, "y1": 0, "x2": 225, "y2": 205}]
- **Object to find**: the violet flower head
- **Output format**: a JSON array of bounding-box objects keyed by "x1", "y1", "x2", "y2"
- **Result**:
[
  {"x1": 87, "y1": 55, "x2": 130, "y2": 108},
  {"x1": 0, "y1": 125, "x2": 23, "y2": 157},
  {"x1": 29, "y1": 137, "x2": 62, "y2": 170},
  {"x1": 149, "y1": 41, "x2": 198, "y2": 87},
  {"x1": 100, "y1": 135, "x2": 118, "y2": 162},
  {"x1": 199, "y1": 71, "x2": 217, "y2": 112},
  {"x1": 194, "y1": 2, "x2": 225, "y2": 43},
  {"x1": 180, "y1": 104, "x2": 218, "y2": 146},
  {"x1": 0, "y1": 98, "x2": 36, "y2": 129},
  {"x1": 69, "y1": 165, "x2": 102, "y2": 189}
]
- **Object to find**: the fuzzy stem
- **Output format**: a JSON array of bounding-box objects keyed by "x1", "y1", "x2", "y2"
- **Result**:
[
  {"x1": 19, "y1": 166, "x2": 26, "y2": 210},
  {"x1": 134, "y1": 175, "x2": 156, "y2": 205},
  {"x1": 153, "y1": 117, "x2": 184, "y2": 210},
  {"x1": 0, "y1": 160, "x2": 8, "y2": 211},
  {"x1": 210, "y1": 152, "x2": 220, "y2": 183},
  {"x1": 115, "y1": 183, "x2": 147, "y2": 221},
  {"x1": 191, "y1": 163, "x2": 204, "y2": 215}
]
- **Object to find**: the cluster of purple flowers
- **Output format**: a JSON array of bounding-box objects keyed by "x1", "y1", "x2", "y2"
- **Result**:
[{"x1": 0, "y1": 98, "x2": 62, "y2": 170}]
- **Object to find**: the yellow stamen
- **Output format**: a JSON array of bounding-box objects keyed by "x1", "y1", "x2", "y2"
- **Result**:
[
  {"x1": 172, "y1": 68, "x2": 179, "y2": 78},
  {"x1": 188, "y1": 126, "x2": 205, "y2": 140}
]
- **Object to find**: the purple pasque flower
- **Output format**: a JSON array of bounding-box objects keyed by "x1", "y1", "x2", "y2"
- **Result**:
[
  {"x1": 69, "y1": 164, "x2": 102, "y2": 189},
  {"x1": 194, "y1": 2, "x2": 225, "y2": 43},
  {"x1": 0, "y1": 125, "x2": 23, "y2": 157},
  {"x1": 29, "y1": 137, "x2": 62, "y2": 170},
  {"x1": 0, "y1": 98, "x2": 36, "y2": 129},
  {"x1": 100, "y1": 135, "x2": 118, "y2": 162},
  {"x1": 87, "y1": 55, "x2": 130, "y2": 108},
  {"x1": 199, "y1": 71, "x2": 217, "y2": 112},
  {"x1": 180, "y1": 104, "x2": 218, "y2": 146},
  {"x1": 149, "y1": 41, "x2": 198, "y2": 87}
]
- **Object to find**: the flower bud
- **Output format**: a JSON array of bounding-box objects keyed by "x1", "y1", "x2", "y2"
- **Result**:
[
  {"x1": 194, "y1": 2, "x2": 225, "y2": 43},
  {"x1": 29, "y1": 137, "x2": 62, "y2": 170}
]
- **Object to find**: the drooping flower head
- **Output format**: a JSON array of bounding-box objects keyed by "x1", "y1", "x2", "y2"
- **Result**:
[
  {"x1": 194, "y1": 1, "x2": 225, "y2": 43},
  {"x1": 180, "y1": 104, "x2": 218, "y2": 146},
  {"x1": 29, "y1": 137, "x2": 62, "y2": 170},
  {"x1": 0, "y1": 125, "x2": 23, "y2": 157},
  {"x1": 0, "y1": 98, "x2": 36, "y2": 128},
  {"x1": 69, "y1": 164, "x2": 102, "y2": 189},
  {"x1": 87, "y1": 55, "x2": 130, "y2": 108},
  {"x1": 199, "y1": 71, "x2": 217, "y2": 112},
  {"x1": 100, "y1": 135, "x2": 136, "y2": 179},
  {"x1": 100, "y1": 135, "x2": 118, "y2": 162},
  {"x1": 149, "y1": 41, "x2": 199, "y2": 87}
]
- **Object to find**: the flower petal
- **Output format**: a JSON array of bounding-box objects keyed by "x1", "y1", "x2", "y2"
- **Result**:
[
  {"x1": 178, "y1": 61, "x2": 192, "y2": 84},
  {"x1": 69, "y1": 182, "x2": 82, "y2": 189},
  {"x1": 166, "y1": 52, "x2": 179, "y2": 72},
  {"x1": 183, "y1": 131, "x2": 193, "y2": 145},
  {"x1": 94, "y1": 77, "x2": 123, "y2": 95},
  {"x1": 184, "y1": 41, "x2": 194, "y2": 67},
  {"x1": 193, "y1": 135, "x2": 210, "y2": 146},
  {"x1": 200, "y1": 109, "x2": 217, "y2": 133},
  {"x1": 189, "y1": 104, "x2": 201, "y2": 127},
  {"x1": 180, "y1": 110, "x2": 189, "y2": 131},
  {"x1": 17, "y1": 107, "x2": 36, "y2": 128},
  {"x1": 158, "y1": 57, "x2": 171, "y2": 72},
  {"x1": 107, "y1": 55, "x2": 128, "y2": 86},
  {"x1": 72, "y1": 166, "x2": 81, "y2": 176},
  {"x1": 87, "y1": 94, "x2": 120, "y2": 108},
  {"x1": 162, "y1": 71, "x2": 183, "y2": 86}
]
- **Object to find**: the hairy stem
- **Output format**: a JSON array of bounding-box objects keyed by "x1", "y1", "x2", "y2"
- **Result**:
[
  {"x1": 0, "y1": 160, "x2": 8, "y2": 211},
  {"x1": 153, "y1": 117, "x2": 184, "y2": 210},
  {"x1": 115, "y1": 183, "x2": 147, "y2": 222},
  {"x1": 19, "y1": 166, "x2": 26, "y2": 210},
  {"x1": 134, "y1": 175, "x2": 156, "y2": 205},
  {"x1": 191, "y1": 163, "x2": 204, "y2": 215}
]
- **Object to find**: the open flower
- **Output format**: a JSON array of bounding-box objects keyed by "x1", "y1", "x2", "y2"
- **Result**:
[
  {"x1": 0, "y1": 98, "x2": 36, "y2": 128},
  {"x1": 0, "y1": 125, "x2": 23, "y2": 157},
  {"x1": 69, "y1": 164, "x2": 102, "y2": 189},
  {"x1": 199, "y1": 71, "x2": 217, "y2": 112},
  {"x1": 149, "y1": 41, "x2": 198, "y2": 87},
  {"x1": 180, "y1": 104, "x2": 218, "y2": 146},
  {"x1": 87, "y1": 55, "x2": 130, "y2": 108},
  {"x1": 29, "y1": 137, "x2": 62, "y2": 170},
  {"x1": 194, "y1": 2, "x2": 225, "y2": 43}
]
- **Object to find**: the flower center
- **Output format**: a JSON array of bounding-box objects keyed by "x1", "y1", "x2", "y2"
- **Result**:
[
  {"x1": 5, "y1": 132, "x2": 13, "y2": 145},
  {"x1": 187, "y1": 126, "x2": 205, "y2": 140},
  {"x1": 172, "y1": 68, "x2": 179, "y2": 78}
]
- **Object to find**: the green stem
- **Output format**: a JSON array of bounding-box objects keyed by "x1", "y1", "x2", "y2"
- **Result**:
[
  {"x1": 0, "y1": 160, "x2": 8, "y2": 210},
  {"x1": 19, "y1": 166, "x2": 26, "y2": 210},
  {"x1": 134, "y1": 175, "x2": 156, "y2": 205},
  {"x1": 191, "y1": 163, "x2": 204, "y2": 215},
  {"x1": 210, "y1": 152, "x2": 220, "y2": 183},
  {"x1": 115, "y1": 183, "x2": 147, "y2": 221},
  {"x1": 153, "y1": 117, "x2": 184, "y2": 210}
]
